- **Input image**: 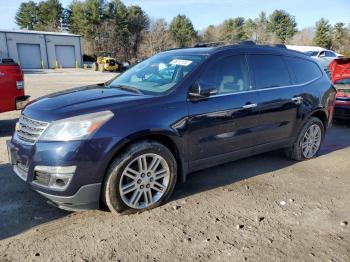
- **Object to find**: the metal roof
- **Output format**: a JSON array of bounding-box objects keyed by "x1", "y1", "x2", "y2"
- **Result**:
[{"x1": 0, "y1": 29, "x2": 80, "y2": 37}]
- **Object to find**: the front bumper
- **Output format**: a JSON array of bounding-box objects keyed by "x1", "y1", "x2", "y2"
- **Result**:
[
  {"x1": 37, "y1": 183, "x2": 101, "y2": 211},
  {"x1": 6, "y1": 136, "x2": 121, "y2": 211}
]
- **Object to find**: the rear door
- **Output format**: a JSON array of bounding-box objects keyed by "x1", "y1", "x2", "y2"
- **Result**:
[
  {"x1": 284, "y1": 55, "x2": 325, "y2": 126},
  {"x1": 187, "y1": 54, "x2": 260, "y2": 166},
  {"x1": 247, "y1": 54, "x2": 300, "y2": 145}
]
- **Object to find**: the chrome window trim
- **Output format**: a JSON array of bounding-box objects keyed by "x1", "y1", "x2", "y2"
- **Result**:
[
  {"x1": 207, "y1": 75, "x2": 321, "y2": 99},
  {"x1": 192, "y1": 52, "x2": 323, "y2": 99}
]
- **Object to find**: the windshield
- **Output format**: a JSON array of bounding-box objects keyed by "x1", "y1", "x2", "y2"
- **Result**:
[
  {"x1": 107, "y1": 53, "x2": 206, "y2": 95},
  {"x1": 305, "y1": 51, "x2": 319, "y2": 56}
]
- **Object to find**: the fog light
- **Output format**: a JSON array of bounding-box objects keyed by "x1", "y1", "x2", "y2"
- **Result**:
[{"x1": 33, "y1": 166, "x2": 76, "y2": 191}]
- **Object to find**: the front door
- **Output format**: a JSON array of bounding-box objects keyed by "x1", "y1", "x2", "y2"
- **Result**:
[{"x1": 187, "y1": 54, "x2": 260, "y2": 167}]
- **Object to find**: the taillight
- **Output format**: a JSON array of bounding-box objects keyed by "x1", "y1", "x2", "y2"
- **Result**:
[{"x1": 16, "y1": 81, "x2": 24, "y2": 89}]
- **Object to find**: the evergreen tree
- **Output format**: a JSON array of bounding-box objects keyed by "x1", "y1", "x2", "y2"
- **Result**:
[
  {"x1": 268, "y1": 10, "x2": 297, "y2": 43},
  {"x1": 219, "y1": 17, "x2": 245, "y2": 43},
  {"x1": 332, "y1": 22, "x2": 346, "y2": 50},
  {"x1": 127, "y1": 5, "x2": 149, "y2": 57},
  {"x1": 36, "y1": 0, "x2": 63, "y2": 31},
  {"x1": 15, "y1": 1, "x2": 38, "y2": 30},
  {"x1": 313, "y1": 18, "x2": 332, "y2": 48},
  {"x1": 169, "y1": 15, "x2": 196, "y2": 47}
]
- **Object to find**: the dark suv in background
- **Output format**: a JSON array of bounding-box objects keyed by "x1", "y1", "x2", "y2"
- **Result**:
[{"x1": 7, "y1": 43, "x2": 336, "y2": 213}]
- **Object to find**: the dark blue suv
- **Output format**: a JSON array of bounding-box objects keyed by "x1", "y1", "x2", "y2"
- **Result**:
[{"x1": 7, "y1": 43, "x2": 336, "y2": 213}]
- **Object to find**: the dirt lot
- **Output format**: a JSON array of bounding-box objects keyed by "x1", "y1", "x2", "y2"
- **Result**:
[{"x1": 0, "y1": 69, "x2": 349, "y2": 262}]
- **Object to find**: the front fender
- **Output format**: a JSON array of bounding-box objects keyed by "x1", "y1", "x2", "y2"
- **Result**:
[{"x1": 102, "y1": 128, "x2": 188, "y2": 184}]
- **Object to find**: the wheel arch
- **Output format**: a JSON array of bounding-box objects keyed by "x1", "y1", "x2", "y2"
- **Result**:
[
  {"x1": 309, "y1": 109, "x2": 328, "y2": 132},
  {"x1": 104, "y1": 130, "x2": 187, "y2": 186}
]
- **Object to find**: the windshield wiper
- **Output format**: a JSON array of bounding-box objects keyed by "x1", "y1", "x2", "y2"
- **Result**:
[{"x1": 109, "y1": 85, "x2": 143, "y2": 94}]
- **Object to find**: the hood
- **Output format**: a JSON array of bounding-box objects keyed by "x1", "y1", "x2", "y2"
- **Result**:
[
  {"x1": 23, "y1": 85, "x2": 151, "y2": 121},
  {"x1": 329, "y1": 58, "x2": 350, "y2": 83}
]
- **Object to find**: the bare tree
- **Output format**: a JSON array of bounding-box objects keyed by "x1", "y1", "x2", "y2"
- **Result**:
[
  {"x1": 201, "y1": 25, "x2": 220, "y2": 43},
  {"x1": 139, "y1": 19, "x2": 175, "y2": 57},
  {"x1": 289, "y1": 27, "x2": 314, "y2": 45}
]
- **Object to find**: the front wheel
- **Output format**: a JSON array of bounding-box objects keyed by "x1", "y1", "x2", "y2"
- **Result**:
[
  {"x1": 285, "y1": 117, "x2": 324, "y2": 161},
  {"x1": 102, "y1": 141, "x2": 177, "y2": 214}
]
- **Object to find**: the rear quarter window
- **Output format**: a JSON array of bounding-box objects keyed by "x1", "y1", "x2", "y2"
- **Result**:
[
  {"x1": 284, "y1": 56, "x2": 322, "y2": 84},
  {"x1": 248, "y1": 54, "x2": 291, "y2": 89}
]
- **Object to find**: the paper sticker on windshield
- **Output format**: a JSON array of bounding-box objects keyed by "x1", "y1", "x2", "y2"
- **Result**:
[{"x1": 170, "y1": 59, "x2": 193, "y2": 67}]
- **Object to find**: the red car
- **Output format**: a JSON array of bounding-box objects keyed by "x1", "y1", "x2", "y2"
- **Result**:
[
  {"x1": 0, "y1": 58, "x2": 29, "y2": 113},
  {"x1": 329, "y1": 58, "x2": 350, "y2": 120}
]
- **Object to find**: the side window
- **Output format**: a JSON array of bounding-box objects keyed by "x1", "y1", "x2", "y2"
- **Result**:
[
  {"x1": 249, "y1": 55, "x2": 291, "y2": 89},
  {"x1": 284, "y1": 56, "x2": 322, "y2": 84},
  {"x1": 325, "y1": 51, "x2": 336, "y2": 57},
  {"x1": 199, "y1": 55, "x2": 250, "y2": 95}
]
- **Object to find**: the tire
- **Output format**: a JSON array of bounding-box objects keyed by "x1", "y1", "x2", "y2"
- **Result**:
[
  {"x1": 99, "y1": 63, "x2": 105, "y2": 72},
  {"x1": 92, "y1": 62, "x2": 98, "y2": 71},
  {"x1": 285, "y1": 117, "x2": 324, "y2": 161},
  {"x1": 102, "y1": 140, "x2": 177, "y2": 214}
]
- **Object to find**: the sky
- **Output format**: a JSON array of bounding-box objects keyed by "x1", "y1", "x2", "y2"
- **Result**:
[{"x1": 0, "y1": 0, "x2": 349, "y2": 31}]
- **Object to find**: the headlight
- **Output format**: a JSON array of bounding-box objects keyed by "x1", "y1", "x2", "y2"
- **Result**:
[{"x1": 39, "y1": 111, "x2": 114, "y2": 141}]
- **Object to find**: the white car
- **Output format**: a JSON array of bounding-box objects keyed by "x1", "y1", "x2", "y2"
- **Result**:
[
  {"x1": 305, "y1": 50, "x2": 342, "y2": 69},
  {"x1": 286, "y1": 45, "x2": 343, "y2": 71}
]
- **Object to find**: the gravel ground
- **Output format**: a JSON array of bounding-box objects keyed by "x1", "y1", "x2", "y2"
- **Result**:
[{"x1": 0, "y1": 69, "x2": 349, "y2": 262}]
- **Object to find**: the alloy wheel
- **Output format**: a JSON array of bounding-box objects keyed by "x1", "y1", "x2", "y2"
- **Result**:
[
  {"x1": 301, "y1": 124, "x2": 322, "y2": 158},
  {"x1": 119, "y1": 153, "x2": 170, "y2": 209}
]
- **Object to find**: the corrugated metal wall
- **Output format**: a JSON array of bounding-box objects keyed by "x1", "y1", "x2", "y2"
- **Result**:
[{"x1": 0, "y1": 31, "x2": 82, "y2": 69}]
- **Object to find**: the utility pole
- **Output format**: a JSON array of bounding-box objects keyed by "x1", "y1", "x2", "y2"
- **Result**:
[{"x1": 60, "y1": 17, "x2": 63, "y2": 32}]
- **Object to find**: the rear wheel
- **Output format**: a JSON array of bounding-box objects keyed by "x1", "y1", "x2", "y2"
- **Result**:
[
  {"x1": 285, "y1": 117, "x2": 324, "y2": 161},
  {"x1": 103, "y1": 141, "x2": 177, "y2": 214},
  {"x1": 98, "y1": 63, "x2": 105, "y2": 72},
  {"x1": 92, "y1": 62, "x2": 98, "y2": 71}
]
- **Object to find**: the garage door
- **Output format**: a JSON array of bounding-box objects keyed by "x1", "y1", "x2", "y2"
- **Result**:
[
  {"x1": 55, "y1": 45, "x2": 75, "y2": 68},
  {"x1": 17, "y1": 44, "x2": 42, "y2": 69}
]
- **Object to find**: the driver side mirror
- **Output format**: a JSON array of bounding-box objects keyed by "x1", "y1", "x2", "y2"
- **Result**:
[
  {"x1": 318, "y1": 52, "x2": 325, "y2": 57},
  {"x1": 188, "y1": 82, "x2": 218, "y2": 101}
]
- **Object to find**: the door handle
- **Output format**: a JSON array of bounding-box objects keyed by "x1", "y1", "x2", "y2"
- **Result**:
[
  {"x1": 242, "y1": 103, "x2": 258, "y2": 109},
  {"x1": 291, "y1": 96, "x2": 303, "y2": 104}
]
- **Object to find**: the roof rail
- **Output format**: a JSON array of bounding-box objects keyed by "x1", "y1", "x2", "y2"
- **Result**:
[
  {"x1": 270, "y1": 44, "x2": 287, "y2": 49},
  {"x1": 165, "y1": 47, "x2": 185, "y2": 52},
  {"x1": 239, "y1": 40, "x2": 256, "y2": 46},
  {"x1": 193, "y1": 42, "x2": 226, "y2": 48}
]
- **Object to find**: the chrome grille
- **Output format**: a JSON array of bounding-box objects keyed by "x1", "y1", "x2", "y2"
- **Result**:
[{"x1": 15, "y1": 115, "x2": 49, "y2": 145}]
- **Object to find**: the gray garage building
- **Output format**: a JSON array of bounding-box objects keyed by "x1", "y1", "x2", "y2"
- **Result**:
[{"x1": 0, "y1": 29, "x2": 82, "y2": 69}]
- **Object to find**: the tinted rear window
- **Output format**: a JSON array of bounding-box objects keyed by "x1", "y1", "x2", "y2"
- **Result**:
[
  {"x1": 284, "y1": 56, "x2": 322, "y2": 84},
  {"x1": 249, "y1": 55, "x2": 291, "y2": 89}
]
